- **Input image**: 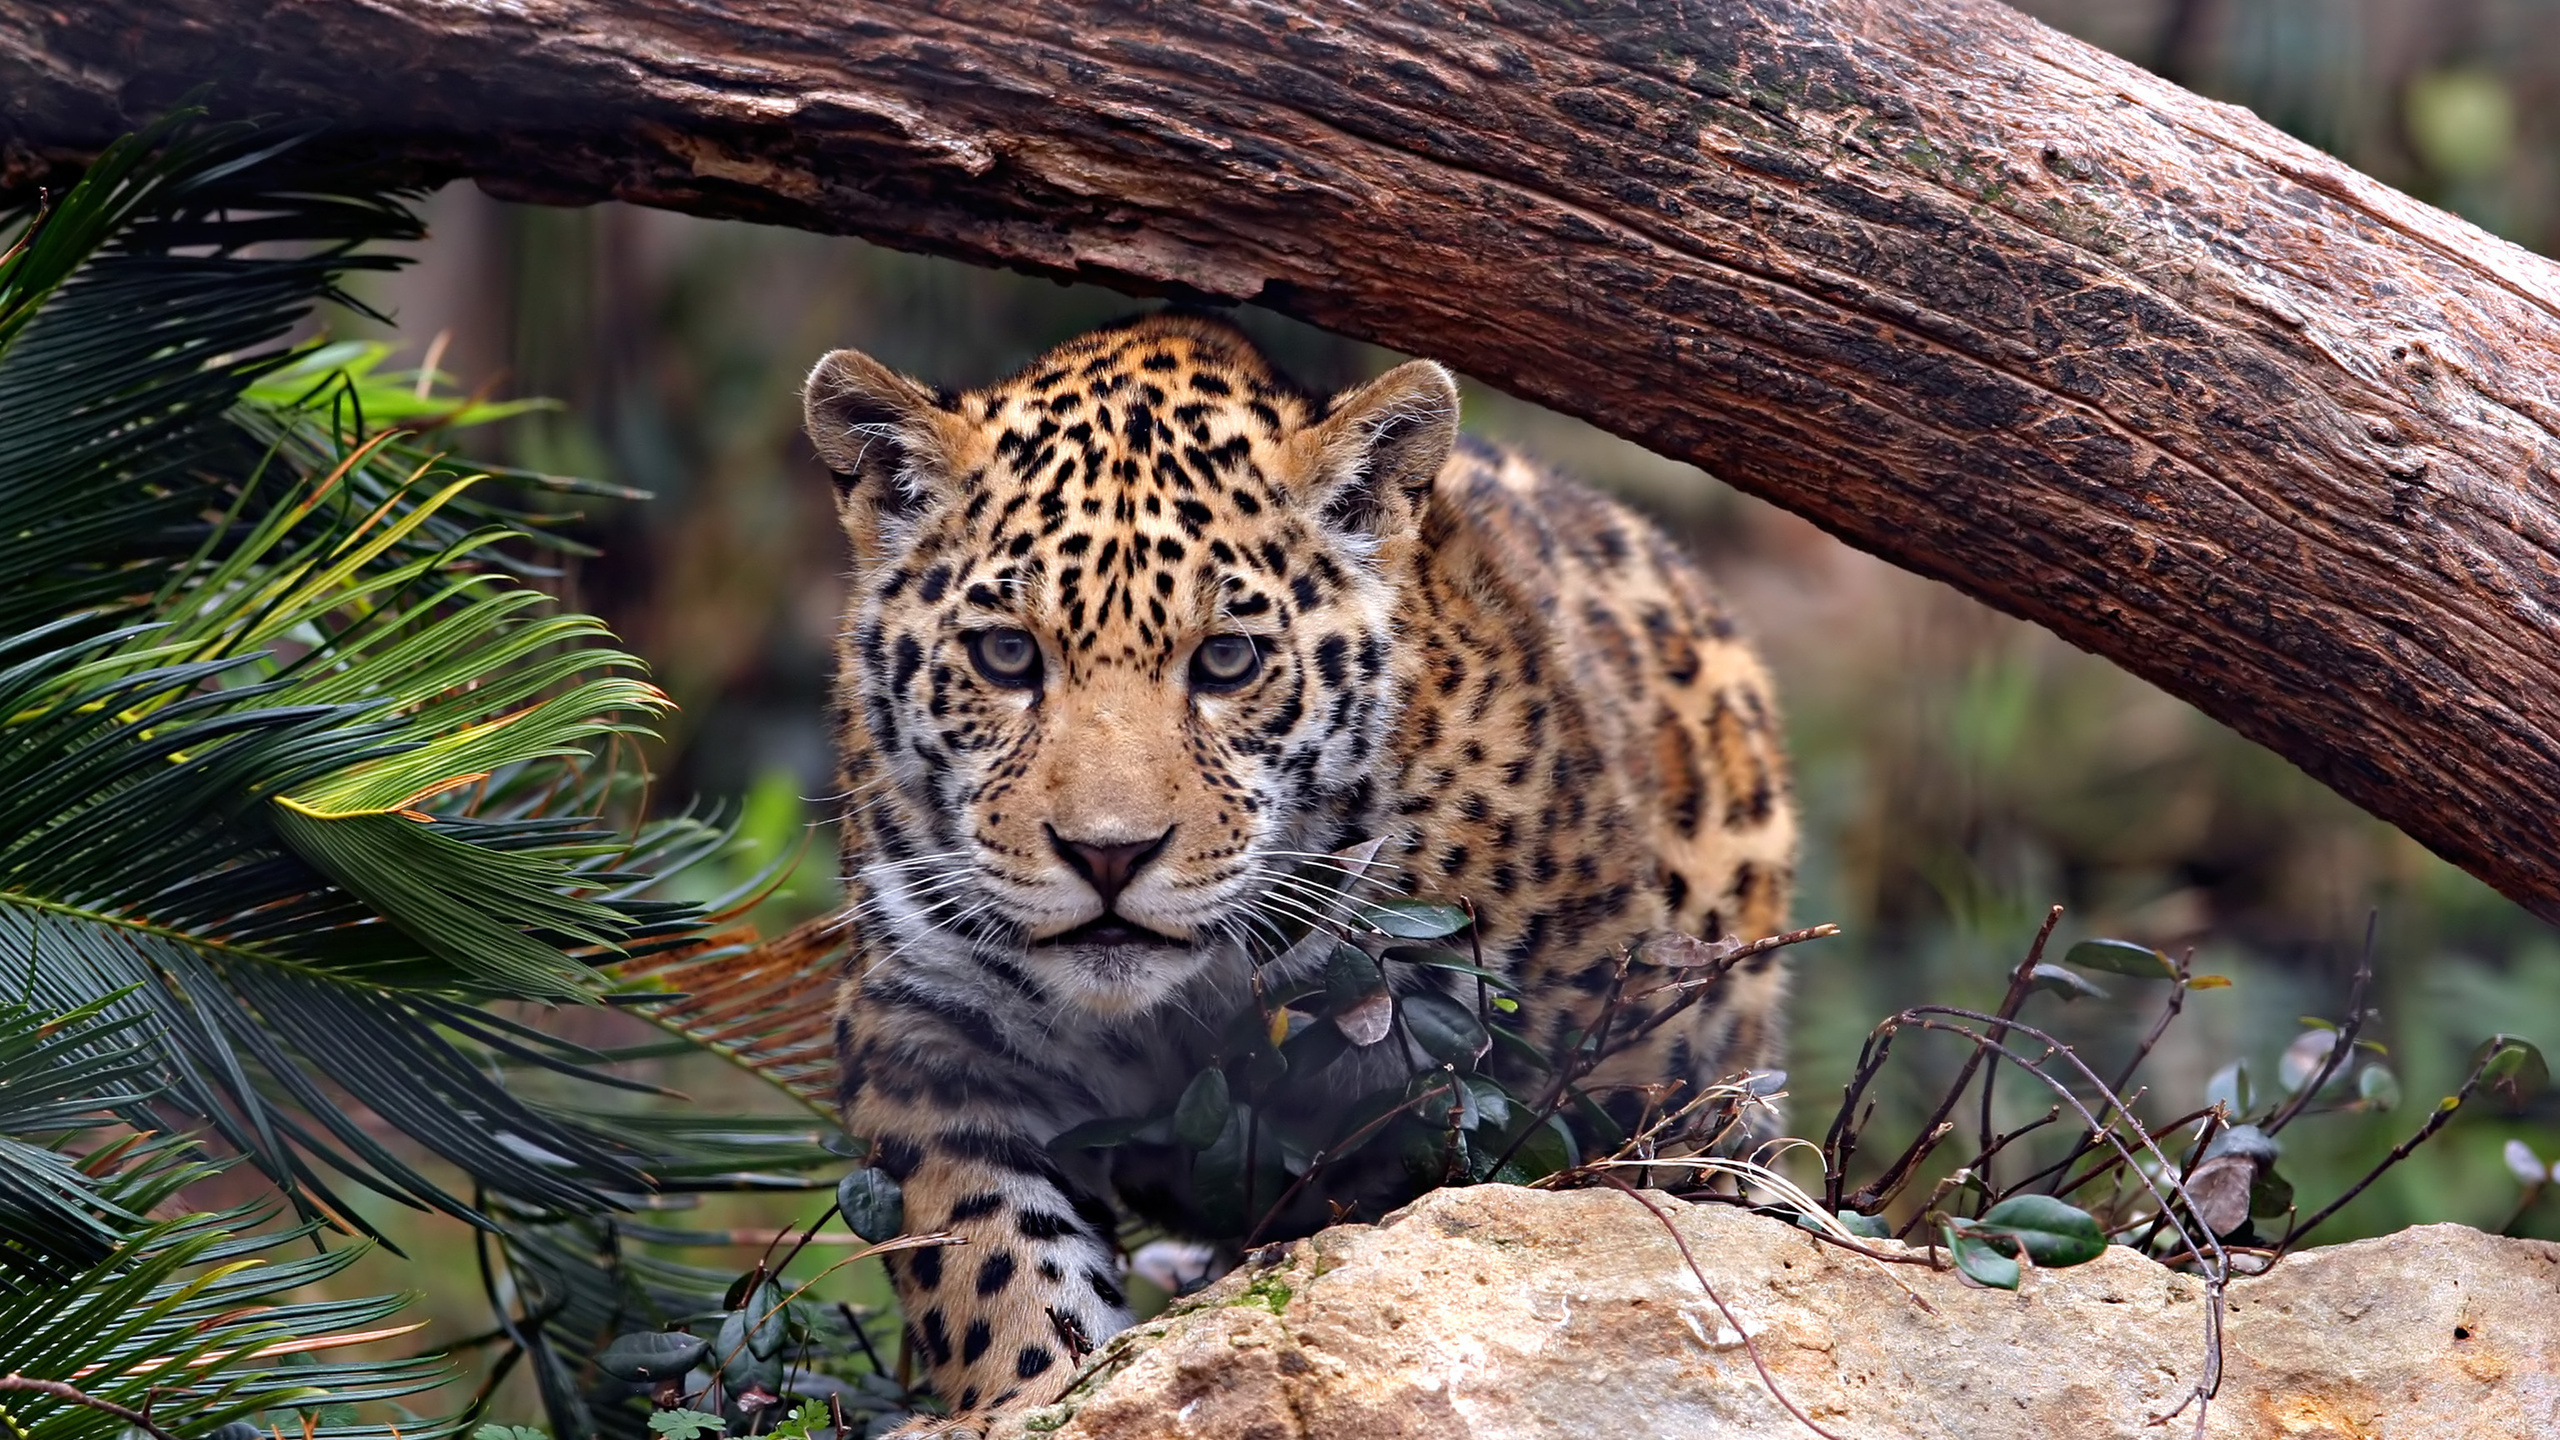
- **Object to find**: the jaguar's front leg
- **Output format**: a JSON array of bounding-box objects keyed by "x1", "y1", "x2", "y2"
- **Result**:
[{"x1": 861, "y1": 1110, "x2": 1134, "y2": 1436}]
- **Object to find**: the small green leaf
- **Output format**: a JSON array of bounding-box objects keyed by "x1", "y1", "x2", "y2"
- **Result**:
[
  {"x1": 2061, "y1": 938, "x2": 2175, "y2": 979},
  {"x1": 2250, "y1": 1164, "x2": 2295, "y2": 1219},
  {"x1": 837, "y1": 1167, "x2": 905, "y2": 1244},
  {"x1": 1326, "y1": 944, "x2": 1385, "y2": 1007},
  {"x1": 1457, "y1": 1072, "x2": 1513, "y2": 1131},
  {"x1": 716, "y1": 1306, "x2": 780, "y2": 1389},
  {"x1": 1970, "y1": 1194, "x2": 2106, "y2": 1267},
  {"x1": 1401, "y1": 990, "x2": 1490, "y2": 1065},
  {"x1": 1835, "y1": 1210, "x2": 1891, "y2": 1240},
  {"x1": 741, "y1": 1280, "x2": 786, "y2": 1359},
  {"x1": 1243, "y1": 1038, "x2": 1289, "y2": 1089},
  {"x1": 595, "y1": 1329, "x2": 708, "y2": 1382},
  {"x1": 2280, "y1": 1029, "x2": 2338, "y2": 1095},
  {"x1": 2504, "y1": 1138, "x2": 2552, "y2": 1186},
  {"x1": 1362, "y1": 899, "x2": 1473, "y2": 940},
  {"x1": 768, "y1": 1400, "x2": 830, "y2": 1440},
  {"x1": 2474, "y1": 1036, "x2": 2550, "y2": 1109},
  {"x1": 473, "y1": 1428, "x2": 548, "y2": 1440},
  {"x1": 2026, "y1": 962, "x2": 2107, "y2": 1003},
  {"x1": 2205, "y1": 1060, "x2": 2253, "y2": 1118},
  {"x1": 1942, "y1": 1225, "x2": 2020, "y2": 1289},
  {"x1": 1175, "y1": 1068, "x2": 1232, "y2": 1150},
  {"x1": 2184, "y1": 974, "x2": 2233, "y2": 989},
  {"x1": 2201, "y1": 1123, "x2": 2277, "y2": 1168},
  {"x1": 1488, "y1": 1112, "x2": 1577, "y2": 1183},
  {"x1": 649, "y1": 1411, "x2": 728, "y2": 1440},
  {"x1": 2357, "y1": 1064, "x2": 2401, "y2": 1112},
  {"x1": 1327, "y1": 945, "x2": 1395, "y2": 1045}
]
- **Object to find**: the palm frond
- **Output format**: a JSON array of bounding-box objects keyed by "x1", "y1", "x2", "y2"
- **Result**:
[
  {"x1": 0, "y1": 991, "x2": 157, "y2": 1285},
  {"x1": 0, "y1": 112, "x2": 736, "y2": 1235},
  {"x1": 0, "y1": 999, "x2": 450, "y2": 1439},
  {"x1": 2, "y1": 111, "x2": 876, "y2": 1439},
  {"x1": 0, "y1": 1159, "x2": 452, "y2": 1440}
]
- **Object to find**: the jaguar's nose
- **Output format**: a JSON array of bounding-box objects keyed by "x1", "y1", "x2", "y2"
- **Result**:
[{"x1": 1048, "y1": 826, "x2": 1173, "y2": 910}]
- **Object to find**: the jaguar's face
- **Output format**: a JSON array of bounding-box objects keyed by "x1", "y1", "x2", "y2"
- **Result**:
[{"x1": 807, "y1": 317, "x2": 1457, "y2": 1013}]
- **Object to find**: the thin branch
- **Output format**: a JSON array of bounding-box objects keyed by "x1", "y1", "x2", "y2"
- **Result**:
[
  {"x1": 1971, "y1": 907, "x2": 2063, "y2": 1211},
  {"x1": 0, "y1": 1376, "x2": 185, "y2": 1440},
  {"x1": 1822, "y1": 1020, "x2": 1897, "y2": 1212},
  {"x1": 2036, "y1": 942, "x2": 2200, "y2": 1197},
  {"x1": 1244, "y1": 1082, "x2": 1454, "y2": 1248},
  {"x1": 2277, "y1": 1041, "x2": 2502, "y2": 1252},
  {"x1": 2263, "y1": 912, "x2": 2377, "y2": 1137},
  {"x1": 835, "y1": 1302, "x2": 893, "y2": 1384},
  {"x1": 1594, "y1": 1176, "x2": 1847, "y2": 1440},
  {"x1": 1895, "y1": 1007, "x2": 2224, "y2": 1430},
  {"x1": 1482, "y1": 949, "x2": 1636, "y2": 1178},
  {"x1": 1848, "y1": 913, "x2": 2054, "y2": 1213},
  {"x1": 1620, "y1": 924, "x2": 1843, "y2": 1035}
]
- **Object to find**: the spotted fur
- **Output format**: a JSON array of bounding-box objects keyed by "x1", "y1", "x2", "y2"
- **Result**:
[{"x1": 804, "y1": 315, "x2": 1794, "y2": 1434}]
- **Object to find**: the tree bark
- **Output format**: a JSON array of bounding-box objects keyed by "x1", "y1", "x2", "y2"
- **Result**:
[{"x1": 7, "y1": 1, "x2": 2559, "y2": 920}]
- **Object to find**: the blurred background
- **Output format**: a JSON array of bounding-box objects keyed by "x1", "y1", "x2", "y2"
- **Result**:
[{"x1": 309, "y1": 0, "x2": 2560, "y2": 1415}]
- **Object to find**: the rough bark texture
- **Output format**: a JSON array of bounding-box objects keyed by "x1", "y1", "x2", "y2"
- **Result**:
[
  {"x1": 7, "y1": 1, "x2": 2559, "y2": 915},
  {"x1": 989, "y1": 1185, "x2": 2560, "y2": 1439}
]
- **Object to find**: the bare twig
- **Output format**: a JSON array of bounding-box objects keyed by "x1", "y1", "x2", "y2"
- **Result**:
[
  {"x1": 1243, "y1": 1083, "x2": 1454, "y2": 1248},
  {"x1": 2276, "y1": 1041, "x2": 2503, "y2": 1253},
  {"x1": 2263, "y1": 912, "x2": 2377, "y2": 1137},
  {"x1": 1971, "y1": 907, "x2": 2063, "y2": 1211},
  {"x1": 1822, "y1": 1020, "x2": 1898, "y2": 1212},
  {"x1": 1849, "y1": 913, "x2": 2056, "y2": 1213},
  {"x1": 2106, "y1": 949, "x2": 2195, "y2": 1099},
  {"x1": 2035, "y1": 941, "x2": 2199, "y2": 1198},
  {"x1": 835, "y1": 1301, "x2": 892, "y2": 1384},
  {"x1": 1483, "y1": 949, "x2": 1636, "y2": 1177},
  {"x1": 1895, "y1": 1008, "x2": 2224, "y2": 1432},
  {"x1": 1595, "y1": 1175, "x2": 1848, "y2": 1440},
  {"x1": 767, "y1": 1199, "x2": 844, "y2": 1277},
  {"x1": 1970, "y1": 1109, "x2": 2060, "y2": 1176},
  {"x1": 1882, "y1": 1124, "x2": 1961, "y2": 1239},
  {"x1": 1621, "y1": 924, "x2": 1844, "y2": 1033},
  {"x1": 0, "y1": 1376, "x2": 185, "y2": 1440}
]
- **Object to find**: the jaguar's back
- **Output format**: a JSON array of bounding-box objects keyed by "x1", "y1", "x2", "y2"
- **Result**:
[
  {"x1": 803, "y1": 314, "x2": 1793, "y2": 1435},
  {"x1": 1389, "y1": 437, "x2": 1794, "y2": 1111}
]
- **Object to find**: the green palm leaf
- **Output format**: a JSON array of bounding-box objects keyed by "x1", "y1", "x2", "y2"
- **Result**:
[
  {"x1": 0, "y1": 999, "x2": 450, "y2": 1439},
  {"x1": 0, "y1": 112, "x2": 726, "y2": 1232},
  {"x1": 2, "y1": 112, "x2": 863, "y2": 1438}
]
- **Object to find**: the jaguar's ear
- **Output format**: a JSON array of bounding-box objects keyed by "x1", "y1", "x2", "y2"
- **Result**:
[
  {"x1": 803, "y1": 348, "x2": 964, "y2": 553},
  {"x1": 1293, "y1": 361, "x2": 1460, "y2": 542}
]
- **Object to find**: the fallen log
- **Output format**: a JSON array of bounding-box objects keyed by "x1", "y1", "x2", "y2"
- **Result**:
[{"x1": 8, "y1": 0, "x2": 2559, "y2": 915}]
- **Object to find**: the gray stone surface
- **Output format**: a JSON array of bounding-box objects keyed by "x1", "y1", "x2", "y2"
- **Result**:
[{"x1": 993, "y1": 1184, "x2": 2560, "y2": 1439}]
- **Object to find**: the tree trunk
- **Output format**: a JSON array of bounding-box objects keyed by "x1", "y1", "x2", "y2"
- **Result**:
[{"x1": 8, "y1": 1, "x2": 2558, "y2": 919}]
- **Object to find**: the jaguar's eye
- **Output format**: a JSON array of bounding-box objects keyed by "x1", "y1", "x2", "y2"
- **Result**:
[
  {"x1": 1190, "y1": 634, "x2": 1262, "y2": 690},
  {"x1": 967, "y1": 628, "x2": 1042, "y2": 688}
]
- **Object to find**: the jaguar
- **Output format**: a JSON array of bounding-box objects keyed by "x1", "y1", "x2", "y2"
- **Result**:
[{"x1": 803, "y1": 313, "x2": 1795, "y2": 1433}]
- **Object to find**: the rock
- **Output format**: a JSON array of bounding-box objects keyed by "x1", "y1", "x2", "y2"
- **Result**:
[{"x1": 993, "y1": 1184, "x2": 2560, "y2": 1439}]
